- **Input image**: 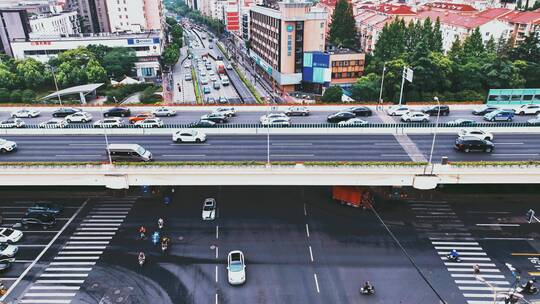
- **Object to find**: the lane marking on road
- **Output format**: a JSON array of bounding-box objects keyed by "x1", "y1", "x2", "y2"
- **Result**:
[
  {"x1": 466, "y1": 211, "x2": 510, "y2": 214},
  {"x1": 455, "y1": 280, "x2": 509, "y2": 285},
  {"x1": 511, "y1": 253, "x2": 540, "y2": 256},
  {"x1": 55, "y1": 154, "x2": 101, "y2": 157},
  {"x1": 50, "y1": 262, "x2": 96, "y2": 266},
  {"x1": 313, "y1": 273, "x2": 320, "y2": 293},
  {"x1": 447, "y1": 268, "x2": 500, "y2": 273},
  {"x1": 495, "y1": 142, "x2": 524, "y2": 145},
  {"x1": 305, "y1": 224, "x2": 310, "y2": 238},
  {"x1": 216, "y1": 226, "x2": 219, "y2": 239},
  {"x1": 63, "y1": 246, "x2": 106, "y2": 250},
  {"x1": 82, "y1": 219, "x2": 124, "y2": 222},
  {"x1": 19, "y1": 300, "x2": 72, "y2": 303},
  {"x1": 434, "y1": 246, "x2": 483, "y2": 250},
  {"x1": 58, "y1": 251, "x2": 103, "y2": 255},
  {"x1": 215, "y1": 246, "x2": 218, "y2": 259},
  {"x1": 40, "y1": 273, "x2": 89, "y2": 278},
  {"x1": 76, "y1": 228, "x2": 118, "y2": 231},
  {"x1": 491, "y1": 153, "x2": 539, "y2": 156},
  {"x1": 66, "y1": 241, "x2": 109, "y2": 245},
  {"x1": 441, "y1": 257, "x2": 492, "y2": 261},
  {"x1": 73, "y1": 232, "x2": 116, "y2": 235},
  {"x1": 309, "y1": 246, "x2": 314, "y2": 262},
  {"x1": 303, "y1": 203, "x2": 307, "y2": 216},
  {"x1": 438, "y1": 252, "x2": 487, "y2": 256},
  {"x1": 215, "y1": 265, "x2": 218, "y2": 282},
  {"x1": 271, "y1": 143, "x2": 313, "y2": 146},
  {"x1": 271, "y1": 154, "x2": 315, "y2": 157},
  {"x1": 0, "y1": 199, "x2": 87, "y2": 302},
  {"x1": 79, "y1": 223, "x2": 121, "y2": 226},
  {"x1": 13, "y1": 260, "x2": 35, "y2": 263},
  {"x1": 215, "y1": 293, "x2": 218, "y2": 304},
  {"x1": 70, "y1": 236, "x2": 112, "y2": 240},
  {"x1": 466, "y1": 301, "x2": 505, "y2": 304},
  {"x1": 88, "y1": 215, "x2": 126, "y2": 218},
  {"x1": 483, "y1": 238, "x2": 534, "y2": 241},
  {"x1": 161, "y1": 154, "x2": 206, "y2": 157},
  {"x1": 29, "y1": 286, "x2": 80, "y2": 290},
  {"x1": 459, "y1": 287, "x2": 509, "y2": 291},
  {"x1": 45, "y1": 268, "x2": 92, "y2": 272},
  {"x1": 35, "y1": 280, "x2": 85, "y2": 284},
  {"x1": 476, "y1": 224, "x2": 520, "y2": 227},
  {"x1": 16, "y1": 245, "x2": 48, "y2": 248},
  {"x1": 444, "y1": 262, "x2": 496, "y2": 267},
  {"x1": 462, "y1": 293, "x2": 507, "y2": 298},
  {"x1": 451, "y1": 274, "x2": 505, "y2": 278},
  {"x1": 54, "y1": 256, "x2": 100, "y2": 260},
  {"x1": 168, "y1": 143, "x2": 211, "y2": 146}
]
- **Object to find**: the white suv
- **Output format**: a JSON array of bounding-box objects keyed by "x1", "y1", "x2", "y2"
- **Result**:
[
  {"x1": 401, "y1": 111, "x2": 430, "y2": 123},
  {"x1": 213, "y1": 107, "x2": 236, "y2": 117},
  {"x1": 65, "y1": 112, "x2": 93, "y2": 123},
  {"x1": 516, "y1": 104, "x2": 540, "y2": 115},
  {"x1": 458, "y1": 129, "x2": 494, "y2": 141},
  {"x1": 387, "y1": 105, "x2": 411, "y2": 116},
  {"x1": 172, "y1": 129, "x2": 206, "y2": 143},
  {"x1": 94, "y1": 117, "x2": 125, "y2": 128},
  {"x1": 0, "y1": 138, "x2": 17, "y2": 153}
]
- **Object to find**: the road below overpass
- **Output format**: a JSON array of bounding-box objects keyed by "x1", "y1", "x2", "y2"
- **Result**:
[{"x1": 1, "y1": 134, "x2": 539, "y2": 163}]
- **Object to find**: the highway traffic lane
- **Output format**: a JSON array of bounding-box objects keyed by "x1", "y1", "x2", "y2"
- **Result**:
[
  {"x1": 216, "y1": 187, "x2": 323, "y2": 304},
  {"x1": 409, "y1": 134, "x2": 540, "y2": 161},
  {"x1": 384, "y1": 109, "x2": 533, "y2": 124},
  {"x1": 0, "y1": 135, "x2": 410, "y2": 162}
]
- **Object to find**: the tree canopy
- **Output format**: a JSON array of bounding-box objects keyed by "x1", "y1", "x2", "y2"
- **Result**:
[{"x1": 328, "y1": 0, "x2": 359, "y2": 49}]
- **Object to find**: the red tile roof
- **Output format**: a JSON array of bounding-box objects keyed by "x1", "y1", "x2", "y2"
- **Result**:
[
  {"x1": 417, "y1": 10, "x2": 494, "y2": 29},
  {"x1": 423, "y1": 2, "x2": 477, "y2": 12},
  {"x1": 503, "y1": 11, "x2": 540, "y2": 24},
  {"x1": 476, "y1": 8, "x2": 512, "y2": 19},
  {"x1": 363, "y1": 3, "x2": 416, "y2": 15}
]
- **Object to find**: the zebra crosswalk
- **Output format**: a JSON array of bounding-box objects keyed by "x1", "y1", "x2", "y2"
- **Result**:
[
  {"x1": 409, "y1": 200, "x2": 511, "y2": 304},
  {"x1": 17, "y1": 197, "x2": 136, "y2": 304}
]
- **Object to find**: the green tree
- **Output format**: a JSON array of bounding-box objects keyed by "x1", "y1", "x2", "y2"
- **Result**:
[
  {"x1": 171, "y1": 24, "x2": 183, "y2": 47},
  {"x1": 10, "y1": 90, "x2": 22, "y2": 103},
  {"x1": 328, "y1": 0, "x2": 359, "y2": 49},
  {"x1": 16, "y1": 58, "x2": 49, "y2": 88},
  {"x1": 86, "y1": 45, "x2": 111, "y2": 63},
  {"x1": 0, "y1": 64, "x2": 16, "y2": 89},
  {"x1": 162, "y1": 43, "x2": 180, "y2": 67},
  {"x1": 482, "y1": 58, "x2": 525, "y2": 89},
  {"x1": 350, "y1": 73, "x2": 381, "y2": 101},
  {"x1": 370, "y1": 18, "x2": 407, "y2": 73},
  {"x1": 321, "y1": 85, "x2": 343, "y2": 102},
  {"x1": 21, "y1": 89, "x2": 36, "y2": 103},
  {"x1": 166, "y1": 17, "x2": 177, "y2": 27},
  {"x1": 0, "y1": 88, "x2": 10, "y2": 103},
  {"x1": 510, "y1": 33, "x2": 540, "y2": 63},
  {"x1": 462, "y1": 28, "x2": 485, "y2": 58},
  {"x1": 514, "y1": 60, "x2": 540, "y2": 88},
  {"x1": 86, "y1": 59, "x2": 107, "y2": 83},
  {"x1": 102, "y1": 48, "x2": 137, "y2": 79},
  {"x1": 432, "y1": 18, "x2": 443, "y2": 53},
  {"x1": 139, "y1": 86, "x2": 160, "y2": 103},
  {"x1": 485, "y1": 36, "x2": 497, "y2": 55}
]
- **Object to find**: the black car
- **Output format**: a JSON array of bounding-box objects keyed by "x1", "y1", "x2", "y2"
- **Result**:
[
  {"x1": 345, "y1": 106, "x2": 372, "y2": 117},
  {"x1": 472, "y1": 106, "x2": 499, "y2": 115},
  {"x1": 188, "y1": 120, "x2": 216, "y2": 128},
  {"x1": 52, "y1": 108, "x2": 81, "y2": 118},
  {"x1": 327, "y1": 111, "x2": 355, "y2": 123},
  {"x1": 103, "y1": 107, "x2": 131, "y2": 117},
  {"x1": 454, "y1": 136, "x2": 494, "y2": 153},
  {"x1": 21, "y1": 213, "x2": 56, "y2": 230},
  {"x1": 217, "y1": 55, "x2": 223, "y2": 60},
  {"x1": 422, "y1": 105, "x2": 450, "y2": 116}
]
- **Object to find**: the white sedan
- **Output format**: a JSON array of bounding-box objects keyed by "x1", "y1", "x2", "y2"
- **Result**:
[
  {"x1": 152, "y1": 107, "x2": 177, "y2": 117},
  {"x1": 458, "y1": 129, "x2": 494, "y2": 141},
  {"x1": 201, "y1": 198, "x2": 216, "y2": 220},
  {"x1": 11, "y1": 109, "x2": 40, "y2": 118},
  {"x1": 134, "y1": 118, "x2": 164, "y2": 128},
  {"x1": 401, "y1": 111, "x2": 430, "y2": 123},
  {"x1": 94, "y1": 117, "x2": 125, "y2": 128},
  {"x1": 387, "y1": 105, "x2": 411, "y2": 116},
  {"x1": 0, "y1": 118, "x2": 25, "y2": 128},
  {"x1": 39, "y1": 119, "x2": 67, "y2": 128},
  {"x1": 0, "y1": 138, "x2": 17, "y2": 153},
  {"x1": 172, "y1": 129, "x2": 206, "y2": 143},
  {"x1": 227, "y1": 250, "x2": 246, "y2": 285},
  {"x1": 0, "y1": 228, "x2": 23, "y2": 243},
  {"x1": 0, "y1": 243, "x2": 18, "y2": 257},
  {"x1": 260, "y1": 113, "x2": 290, "y2": 124},
  {"x1": 65, "y1": 112, "x2": 93, "y2": 123},
  {"x1": 261, "y1": 117, "x2": 290, "y2": 126},
  {"x1": 338, "y1": 118, "x2": 369, "y2": 126},
  {"x1": 213, "y1": 107, "x2": 236, "y2": 117}
]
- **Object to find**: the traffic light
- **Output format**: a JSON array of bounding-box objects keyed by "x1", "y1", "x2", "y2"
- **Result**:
[{"x1": 526, "y1": 209, "x2": 536, "y2": 223}]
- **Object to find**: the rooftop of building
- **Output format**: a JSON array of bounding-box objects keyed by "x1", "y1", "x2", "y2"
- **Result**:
[
  {"x1": 422, "y1": 2, "x2": 477, "y2": 12},
  {"x1": 12, "y1": 30, "x2": 162, "y2": 42},
  {"x1": 28, "y1": 10, "x2": 76, "y2": 20},
  {"x1": 416, "y1": 10, "x2": 494, "y2": 29},
  {"x1": 358, "y1": 3, "x2": 416, "y2": 15},
  {"x1": 499, "y1": 10, "x2": 540, "y2": 24},
  {"x1": 355, "y1": 9, "x2": 392, "y2": 29},
  {"x1": 475, "y1": 7, "x2": 512, "y2": 19}
]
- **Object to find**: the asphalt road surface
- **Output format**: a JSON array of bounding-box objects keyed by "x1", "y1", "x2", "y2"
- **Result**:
[{"x1": 1, "y1": 134, "x2": 540, "y2": 162}]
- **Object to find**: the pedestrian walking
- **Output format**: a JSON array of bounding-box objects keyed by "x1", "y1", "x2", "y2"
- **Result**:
[{"x1": 473, "y1": 264, "x2": 480, "y2": 274}]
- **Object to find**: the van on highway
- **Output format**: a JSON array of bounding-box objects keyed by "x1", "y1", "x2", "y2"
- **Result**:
[{"x1": 107, "y1": 144, "x2": 153, "y2": 162}]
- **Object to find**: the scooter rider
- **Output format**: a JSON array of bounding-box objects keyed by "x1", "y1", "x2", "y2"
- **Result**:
[
  {"x1": 361, "y1": 281, "x2": 374, "y2": 294},
  {"x1": 158, "y1": 218, "x2": 164, "y2": 230},
  {"x1": 161, "y1": 236, "x2": 171, "y2": 252},
  {"x1": 139, "y1": 225, "x2": 147, "y2": 240},
  {"x1": 448, "y1": 249, "x2": 460, "y2": 261},
  {"x1": 138, "y1": 252, "x2": 146, "y2": 266},
  {"x1": 521, "y1": 279, "x2": 538, "y2": 294}
]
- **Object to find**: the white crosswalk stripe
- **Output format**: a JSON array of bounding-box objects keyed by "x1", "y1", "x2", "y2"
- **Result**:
[
  {"x1": 18, "y1": 197, "x2": 136, "y2": 304},
  {"x1": 409, "y1": 200, "x2": 509, "y2": 302}
]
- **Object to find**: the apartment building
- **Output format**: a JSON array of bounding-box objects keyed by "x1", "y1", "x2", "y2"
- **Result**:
[
  {"x1": 29, "y1": 10, "x2": 80, "y2": 36},
  {"x1": 249, "y1": 1, "x2": 327, "y2": 92}
]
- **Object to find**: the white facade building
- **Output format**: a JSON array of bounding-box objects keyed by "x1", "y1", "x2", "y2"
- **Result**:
[
  {"x1": 29, "y1": 11, "x2": 80, "y2": 37},
  {"x1": 10, "y1": 32, "x2": 163, "y2": 79},
  {"x1": 105, "y1": 0, "x2": 147, "y2": 32}
]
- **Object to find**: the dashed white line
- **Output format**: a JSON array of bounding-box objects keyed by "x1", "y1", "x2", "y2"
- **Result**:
[
  {"x1": 303, "y1": 203, "x2": 307, "y2": 216},
  {"x1": 216, "y1": 226, "x2": 219, "y2": 239},
  {"x1": 476, "y1": 223, "x2": 520, "y2": 227},
  {"x1": 215, "y1": 265, "x2": 218, "y2": 282},
  {"x1": 45, "y1": 268, "x2": 92, "y2": 272},
  {"x1": 434, "y1": 246, "x2": 483, "y2": 250},
  {"x1": 313, "y1": 273, "x2": 320, "y2": 293},
  {"x1": 66, "y1": 241, "x2": 109, "y2": 245},
  {"x1": 432, "y1": 242, "x2": 479, "y2": 245},
  {"x1": 54, "y1": 256, "x2": 100, "y2": 260},
  {"x1": 35, "y1": 280, "x2": 85, "y2": 284},
  {"x1": 215, "y1": 246, "x2": 219, "y2": 259},
  {"x1": 451, "y1": 274, "x2": 505, "y2": 278},
  {"x1": 24, "y1": 293, "x2": 77, "y2": 297},
  {"x1": 40, "y1": 273, "x2": 89, "y2": 278},
  {"x1": 50, "y1": 262, "x2": 96, "y2": 266},
  {"x1": 447, "y1": 268, "x2": 500, "y2": 272},
  {"x1": 308, "y1": 246, "x2": 314, "y2": 262},
  {"x1": 58, "y1": 251, "x2": 103, "y2": 255},
  {"x1": 305, "y1": 224, "x2": 310, "y2": 238},
  {"x1": 63, "y1": 246, "x2": 106, "y2": 250},
  {"x1": 29, "y1": 286, "x2": 80, "y2": 290}
]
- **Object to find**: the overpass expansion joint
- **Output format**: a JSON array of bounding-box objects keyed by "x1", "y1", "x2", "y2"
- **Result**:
[{"x1": 1, "y1": 162, "x2": 540, "y2": 188}]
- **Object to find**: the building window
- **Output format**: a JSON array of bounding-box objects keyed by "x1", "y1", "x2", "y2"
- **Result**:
[{"x1": 141, "y1": 67, "x2": 154, "y2": 77}]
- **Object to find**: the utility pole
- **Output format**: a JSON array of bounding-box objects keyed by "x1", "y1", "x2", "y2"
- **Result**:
[{"x1": 378, "y1": 62, "x2": 386, "y2": 110}]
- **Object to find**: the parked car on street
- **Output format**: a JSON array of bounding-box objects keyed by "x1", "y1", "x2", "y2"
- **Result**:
[
  {"x1": 27, "y1": 202, "x2": 63, "y2": 215},
  {"x1": 21, "y1": 213, "x2": 56, "y2": 230},
  {"x1": 172, "y1": 129, "x2": 207, "y2": 143},
  {"x1": 11, "y1": 109, "x2": 40, "y2": 118},
  {"x1": 472, "y1": 105, "x2": 499, "y2": 115},
  {"x1": 188, "y1": 120, "x2": 216, "y2": 128},
  {"x1": 201, "y1": 113, "x2": 228, "y2": 123},
  {"x1": 0, "y1": 243, "x2": 18, "y2": 258},
  {"x1": 260, "y1": 113, "x2": 290, "y2": 124},
  {"x1": 0, "y1": 118, "x2": 25, "y2": 128},
  {"x1": 327, "y1": 111, "x2": 355, "y2": 123},
  {"x1": 0, "y1": 256, "x2": 15, "y2": 272},
  {"x1": 454, "y1": 136, "x2": 494, "y2": 153},
  {"x1": 152, "y1": 107, "x2": 177, "y2": 117},
  {"x1": 261, "y1": 117, "x2": 290, "y2": 126},
  {"x1": 129, "y1": 113, "x2": 154, "y2": 124},
  {"x1": 0, "y1": 138, "x2": 17, "y2": 153},
  {"x1": 338, "y1": 118, "x2": 369, "y2": 126},
  {"x1": 345, "y1": 106, "x2": 372, "y2": 117},
  {"x1": 213, "y1": 107, "x2": 236, "y2": 117},
  {"x1": 446, "y1": 119, "x2": 477, "y2": 127}
]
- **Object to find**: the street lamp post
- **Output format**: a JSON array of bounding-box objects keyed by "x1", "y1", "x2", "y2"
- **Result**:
[
  {"x1": 378, "y1": 62, "x2": 386, "y2": 110},
  {"x1": 424, "y1": 96, "x2": 441, "y2": 175}
]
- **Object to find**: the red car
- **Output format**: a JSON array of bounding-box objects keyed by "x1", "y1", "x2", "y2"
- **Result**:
[{"x1": 128, "y1": 113, "x2": 154, "y2": 124}]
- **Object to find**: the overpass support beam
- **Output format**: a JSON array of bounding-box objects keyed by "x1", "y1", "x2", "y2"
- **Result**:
[{"x1": 104, "y1": 174, "x2": 129, "y2": 190}]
